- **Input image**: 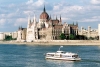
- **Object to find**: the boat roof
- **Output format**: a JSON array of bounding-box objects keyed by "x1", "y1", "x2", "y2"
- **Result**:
[
  {"x1": 65, "y1": 52, "x2": 77, "y2": 55},
  {"x1": 57, "y1": 51, "x2": 77, "y2": 55},
  {"x1": 46, "y1": 46, "x2": 78, "y2": 56},
  {"x1": 46, "y1": 52, "x2": 55, "y2": 54},
  {"x1": 57, "y1": 51, "x2": 65, "y2": 53},
  {"x1": 46, "y1": 51, "x2": 77, "y2": 55}
]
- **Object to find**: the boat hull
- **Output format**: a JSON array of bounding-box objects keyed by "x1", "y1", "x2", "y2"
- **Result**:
[{"x1": 45, "y1": 57, "x2": 81, "y2": 61}]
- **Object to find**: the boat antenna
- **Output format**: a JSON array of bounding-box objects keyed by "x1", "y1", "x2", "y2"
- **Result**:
[{"x1": 58, "y1": 46, "x2": 63, "y2": 51}]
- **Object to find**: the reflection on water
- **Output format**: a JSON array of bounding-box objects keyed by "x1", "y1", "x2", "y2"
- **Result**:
[
  {"x1": 82, "y1": 59, "x2": 100, "y2": 64},
  {"x1": 46, "y1": 60, "x2": 75, "y2": 67}
]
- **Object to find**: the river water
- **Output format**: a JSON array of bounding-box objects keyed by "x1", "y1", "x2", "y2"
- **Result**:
[{"x1": 0, "y1": 44, "x2": 100, "y2": 67}]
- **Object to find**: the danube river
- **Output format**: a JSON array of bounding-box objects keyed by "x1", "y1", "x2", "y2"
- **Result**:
[{"x1": 0, "y1": 44, "x2": 100, "y2": 67}]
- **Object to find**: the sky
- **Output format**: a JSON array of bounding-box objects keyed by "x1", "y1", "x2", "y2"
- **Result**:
[{"x1": 0, "y1": 0, "x2": 100, "y2": 32}]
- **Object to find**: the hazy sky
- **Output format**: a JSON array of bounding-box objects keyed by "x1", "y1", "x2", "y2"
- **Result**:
[{"x1": 0, "y1": 0, "x2": 100, "y2": 32}]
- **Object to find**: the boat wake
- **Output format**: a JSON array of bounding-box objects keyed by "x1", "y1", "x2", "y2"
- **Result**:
[{"x1": 82, "y1": 59, "x2": 100, "y2": 63}]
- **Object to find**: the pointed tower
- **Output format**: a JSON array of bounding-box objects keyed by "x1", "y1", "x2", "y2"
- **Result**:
[
  {"x1": 27, "y1": 14, "x2": 31, "y2": 28},
  {"x1": 49, "y1": 15, "x2": 51, "y2": 20},
  {"x1": 76, "y1": 22, "x2": 78, "y2": 26},
  {"x1": 60, "y1": 15, "x2": 61, "y2": 21},
  {"x1": 56, "y1": 15, "x2": 58, "y2": 20},
  {"x1": 18, "y1": 26, "x2": 21, "y2": 30},
  {"x1": 43, "y1": 5, "x2": 46, "y2": 12},
  {"x1": 20, "y1": 26, "x2": 22, "y2": 30},
  {"x1": 33, "y1": 13, "x2": 36, "y2": 25},
  {"x1": 32, "y1": 13, "x2": 36, "y2": 29},
  {"x1": 59, "y1": 15, "x2": 62, "y2": 24},
  {"x1": 32, "y1": 13, "x2": 36, "y2": 40}
]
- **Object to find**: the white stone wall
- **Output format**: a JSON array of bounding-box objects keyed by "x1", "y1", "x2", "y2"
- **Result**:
[
  {"x1": 79, "y1": 26, "x2": 98, "y2": 38},
  {"x1": 34, "y1": 40, "x2": 100, "y2": 43},
  {"x1": 4, "y1": 32, "x2": 12, "y2": 36},
  {"x1": 98, "y1": 24, "x2": 100, "y2": 40},
  {"x1": 12, "y1": 32, "x2": 18, "y2": 39},
  {"x1": 0, "y1": 32, "x2": 5, "y2": 40}
]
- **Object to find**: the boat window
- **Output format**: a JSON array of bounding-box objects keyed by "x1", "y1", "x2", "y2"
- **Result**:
[
  {"x1": 46, "y1": 54, "x2": 54, "y2": 56},
  {"x1": 62, "y1": 55, "x2": 71, "y2": 57},
  {"x1": 72, "y1": 55, "x2": 78, "y2": 58},
  {"x1": 61, "y1": 52, "x2": 66, "y2": 53}
]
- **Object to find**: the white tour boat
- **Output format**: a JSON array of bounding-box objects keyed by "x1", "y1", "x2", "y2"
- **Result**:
[{"x1": 45, "y1": 46, "x2": 81, "y2": 61}]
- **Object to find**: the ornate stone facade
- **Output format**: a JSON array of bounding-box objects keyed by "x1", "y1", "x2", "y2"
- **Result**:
[
  {"x1": 17, "y1": 27, "x2": 26, "y2": 41},
  {"x1": 78, "y1": 26, "x2": 98, "y2": 39},
  {"x1": 17, "y1": 6, "x2": 78, "y2": 42}
]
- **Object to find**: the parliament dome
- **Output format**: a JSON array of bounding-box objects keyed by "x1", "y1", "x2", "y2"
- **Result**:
[{"x1": 40, "y1": 6, "x2": 49, "y2": 20}]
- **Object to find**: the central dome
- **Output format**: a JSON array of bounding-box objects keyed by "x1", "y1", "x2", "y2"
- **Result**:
[
  {"x1": 40, "y1": 6, "x2": 49, "y2": 20},
  {"x1": 40, "y1": 12, "x2": 49, "y2": 19}
]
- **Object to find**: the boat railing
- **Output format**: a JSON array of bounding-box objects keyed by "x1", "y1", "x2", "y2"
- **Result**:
[{"x1": 58, "y1": 46, "x2": 63, "y2": 51}]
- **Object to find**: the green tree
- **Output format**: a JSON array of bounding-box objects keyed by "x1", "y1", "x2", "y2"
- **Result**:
[
  {"x1": 89, "y1": 37, "x2": 94, "y2": 40},
  {"x1": 4, "y1": 35, "x2": 12, "y2": 41},
  {"x1": 76, "y1": 35, "x2": 87, "y2": 40},
  {"x1": 59, "y1": 33, "x2": 66, "y2": 40},
  {"x1": 69, "y1": 34, "x2": 75, "y2": 40}
]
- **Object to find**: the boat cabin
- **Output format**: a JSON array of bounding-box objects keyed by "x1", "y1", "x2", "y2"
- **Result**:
[{"x1": 56, "y1": 51, "x2": 66, "y2": 53}]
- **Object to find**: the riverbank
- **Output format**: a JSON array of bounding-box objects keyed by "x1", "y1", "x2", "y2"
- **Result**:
[{"x1": 0, "y1": 40, "x2": 100, "y2": 46}]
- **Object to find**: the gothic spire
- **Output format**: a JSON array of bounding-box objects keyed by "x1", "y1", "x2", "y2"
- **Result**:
[
  {"x1": 49, "y1": 14, "x2": 51, "y2": 20},
  {"x1": 28, "y1": 14, "x2": 31, "y2": 24},
  {"x1": 27, "y1": 14, "x2": 31, "y2": 28},
  {"x1": 56, "y1": 15, "x2": 58, "y2": 20},
  {"x1": 18, "y1": 26, "x2": 20, "y2": 30},
  {"x1": 76, "y1": 22, "x2": 78, "y2": 26},
  {"x1": 60, "y1": 15, "x2": 62, "y2": 22},
  {"x1": 43, "y1": 5, "x2": 46, "y2": 12},
  {"x1": 33, "y1": 13, "x2": 36, "y2": 25}
]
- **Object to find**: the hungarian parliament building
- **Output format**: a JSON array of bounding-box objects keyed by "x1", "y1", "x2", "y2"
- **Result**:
[
  {"x1": 1, "y1": 6, "x2": 98, "y2": 41},
  {"x1": 16, "y1": 6, "x2": 79, "y2": 42}
]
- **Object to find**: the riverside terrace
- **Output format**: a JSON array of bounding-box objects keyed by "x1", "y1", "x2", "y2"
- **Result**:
[{"x1": 0, "y1": 40, "x2": 100, "y2": 45}]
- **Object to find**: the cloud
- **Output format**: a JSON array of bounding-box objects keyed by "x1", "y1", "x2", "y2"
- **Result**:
[
  {"x1": 34, "y1": 0, "x2": 44, "y2": 7},
  {"x1": 0, "y1": 19, "x2": 6, "y2": 25},
  {"x1": 90, "y1": 0, "x2": 100, "y2": 5},
  {"x1": 79, "y1": 18, "x2": 98, "y2": 22},
  {"x1": 14, "y1": 18, "x2": 27, "y2": 26},
  {"x1": 53, "y1": 1, "x2": 100, "y2": 23},
  {"x1": 53, "y1": 6, "x2": 59, "y2": 10},
  {"x1": 92, "y1": 16, "x2": 100, "y2": 19},
  {"x1": 26, "y1": 0, "x2": 44, "y2": 7},
  {"x1": 78, "y1": 15, "x2": 100, "y2": 23},
  {"x1": 8, "y1": 3, "x2": 15, "y2": 8},
  {"x1": 52, "y1": 2, "x2": 84, "y2": 22},
  {"x1": 1, "y1": 0, "x2": 100, "y2": 32},
  {"x1": 26, "y1": 0, "x2": 34, "y2": 4},
  {"x1": 62, "y1": 17, "x2": 70, "y2": 21}
]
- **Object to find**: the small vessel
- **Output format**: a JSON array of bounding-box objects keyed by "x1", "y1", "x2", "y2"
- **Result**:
[{"x1": 45, "y1": 46, "x2": 81, "y2": 61}]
